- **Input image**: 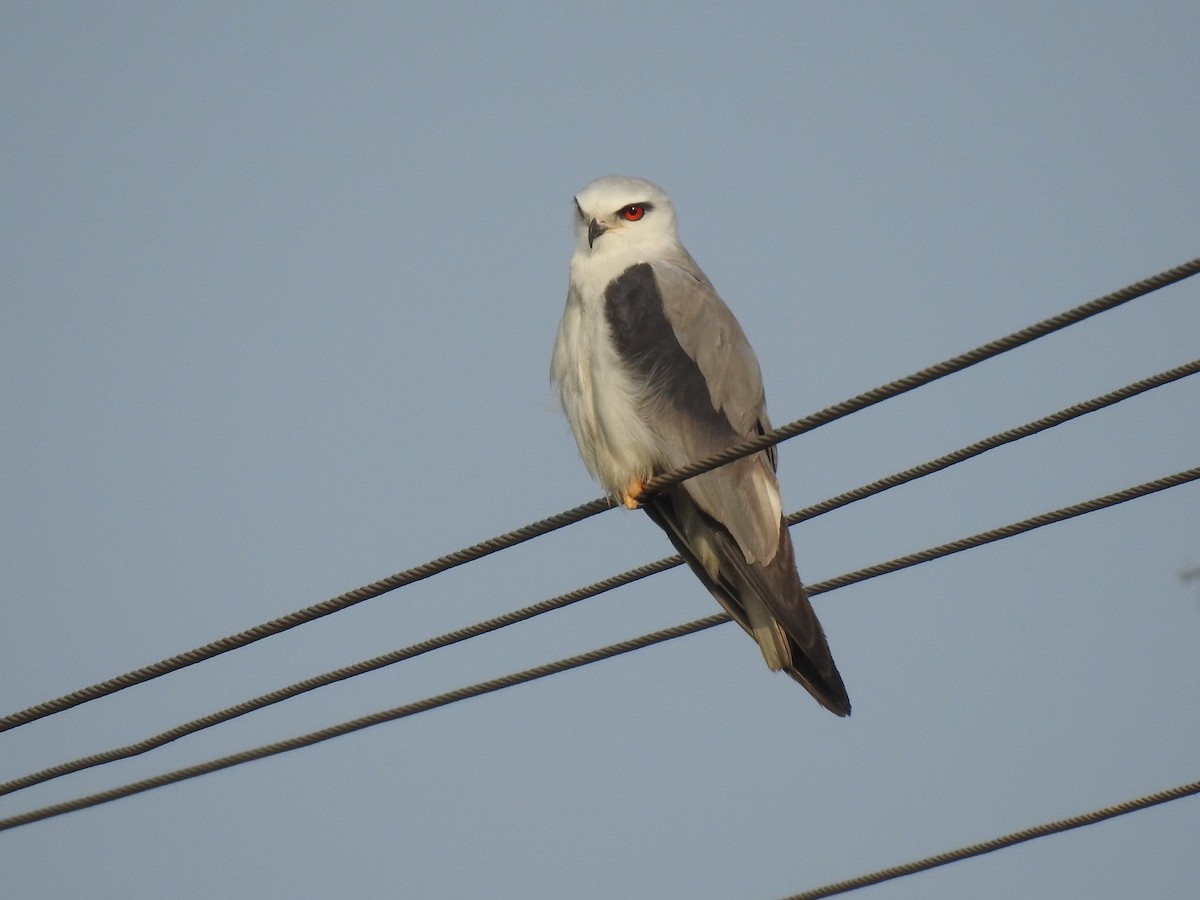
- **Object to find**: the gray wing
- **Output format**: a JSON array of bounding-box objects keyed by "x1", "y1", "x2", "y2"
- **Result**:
[
  {"x1": 651, "y1": 259, "x2": 772, "y2": 442},
  {"x1": 603, "y1": 259, "x2": 781, "y2": 564},
  {"x1": 602, "y1": 260, "x2": 850, "y2": 715},
  {"x1": 654, "y1": 261, "x2": 785, "y2": 564}
]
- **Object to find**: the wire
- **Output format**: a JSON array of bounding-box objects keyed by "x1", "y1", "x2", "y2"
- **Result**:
[
  {"x1": 780, "y1": 779, "x2": 1200, "y2": 899},
  {"x1": 1, "y1": 467, "x2": 1194, "y2": 831},
  {"x1": 2, "y1": 258, "x2": 1197, "y2": 734},
  {"x1": 805, "y1": 467, "x2": 1199, "y2": 592},
  {"x1": 638, "y1": 257, "x2": 1200, "y2": 498},
  {"x1": 788, "y1": 358, "x2": 1200, "y2": 524},
  {"x1": 0, "y1": 556, "x2": 684, "y2": 797},
  {"x1": 3, "y1": 362, "x2": 1196, "y2": 797},
  {"x1": 0, "y1": 496, "x2": 608, "y2": 733}
]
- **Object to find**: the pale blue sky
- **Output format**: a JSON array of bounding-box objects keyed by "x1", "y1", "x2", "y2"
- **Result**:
[{"x1": 3, "y1": 4, "x2": 1199, "y2": 898}]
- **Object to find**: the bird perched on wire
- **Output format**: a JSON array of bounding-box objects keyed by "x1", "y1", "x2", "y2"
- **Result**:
[{"x1": 552, "y1": 175, "x2": 850, "y2": 716}]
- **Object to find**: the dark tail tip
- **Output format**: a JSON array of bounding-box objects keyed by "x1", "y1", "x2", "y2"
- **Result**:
[{"x1": 786, "y1": 664, "x2": 851, "y2": 717}]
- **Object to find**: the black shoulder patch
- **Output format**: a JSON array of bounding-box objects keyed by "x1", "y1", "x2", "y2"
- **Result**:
[{"x1": 604, "y1": 263, "x2": 732, "y2": 433}]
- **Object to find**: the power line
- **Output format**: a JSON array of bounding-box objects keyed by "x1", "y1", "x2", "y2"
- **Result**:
[
  {"x1": 1, "y1": 466, "x2": 1194, "y2": 831},
  {"x1": 0, "y1": 495, "x2": 608, "y2": 733},
  {"x1": 0, "y1": 557, "x2": 683, "y2": 798},
  {"x1": 637, "y1": 257, "x2": 1200, "y2": 498},
  {"x1": 2, "y1": 257, "x2": 1197, "y2": 734},
  {"x1": 805, "y1": 467, "x2": 1199, "y2": 593},
  {"x1": 780, "y1": 779, "x2": 1200, "y2": 899},
  {"x1": 2, "y1": 362, "x2": 1196, "y2": 798},
  {"x1": 788, "y1": 358, "x2": 1200, "y2": 524}
]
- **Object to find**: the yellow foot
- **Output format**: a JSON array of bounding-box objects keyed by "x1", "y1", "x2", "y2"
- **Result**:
[{"x1": 620, "y1": 479, "x2": 646, "y2": 510}]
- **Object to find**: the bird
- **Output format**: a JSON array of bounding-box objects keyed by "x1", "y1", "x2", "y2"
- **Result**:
[{"x1": 551, "y1": 175, "x2": 851, "y2": 716}]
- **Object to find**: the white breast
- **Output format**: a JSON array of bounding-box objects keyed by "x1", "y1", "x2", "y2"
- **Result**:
[{"x1": 552, "y1": 255, "x2": 665, "y2": 499}]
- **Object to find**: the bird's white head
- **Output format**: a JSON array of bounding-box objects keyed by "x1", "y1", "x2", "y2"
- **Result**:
[{"x1": 572, "y1": 176, "x2": 681, "y2": 263}]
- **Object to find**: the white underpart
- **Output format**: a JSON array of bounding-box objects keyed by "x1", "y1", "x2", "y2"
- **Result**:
[
  {"x1": 552, "y1": 281, "x2": 660, "y2": 497},
  {"x1": 551, "y1": 178, "x2": 684, "y2": 498},
  {"x1": 553, "y1": 252, "x2": 672, "y2": 496}
]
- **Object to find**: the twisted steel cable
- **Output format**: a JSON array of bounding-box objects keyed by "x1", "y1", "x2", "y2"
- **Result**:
[
  {"x1": 0, "y1": 495, "x2": 608, "y2": 733},
  {"x1": 0, "y1": 556, "x2": 684, "y2": 796},
  {"x1": 2, "y1": 362, "x2": 1196, "y2": 797},
  {"x1": 641, "y1": 257, "x2": 1200, "y2": 497},
  {"x1": 789, "y1": 358, "x2": 1200, "y2": 524},
  {"x1": 1, "y1": 466, "x2": 1195, "y2": 830},
  {"x1": 781, "y1": 780, "x2": 1200, "y2": 899},
  {"x1": 1, "y1": 258, "x2": 1195, "y2": 733}
]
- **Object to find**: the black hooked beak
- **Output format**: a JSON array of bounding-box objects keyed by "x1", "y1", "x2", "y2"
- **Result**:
[{"x1": 587, "y1": 217, "x2": 608, "y2": 248}]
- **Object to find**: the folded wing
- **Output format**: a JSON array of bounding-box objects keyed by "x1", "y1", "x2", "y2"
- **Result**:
[{"x1": 602, "y1": 260, "x2": 850, "y2": 715}]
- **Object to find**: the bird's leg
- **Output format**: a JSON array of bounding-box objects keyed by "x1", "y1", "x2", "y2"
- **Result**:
[{"x1": 620, "y1": 478, "x2": 646, "y2": 510}]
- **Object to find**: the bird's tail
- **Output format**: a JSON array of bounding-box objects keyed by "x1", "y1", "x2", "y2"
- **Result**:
[{"x1": 643, "y1": 490, "x2": 851, "y2": 717}]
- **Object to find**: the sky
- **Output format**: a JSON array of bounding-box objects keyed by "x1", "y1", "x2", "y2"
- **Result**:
[{"x1": 2, "y1": 4, "x2": 1199, "y2": 898}]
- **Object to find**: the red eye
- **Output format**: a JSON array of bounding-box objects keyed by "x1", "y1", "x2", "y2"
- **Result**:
[{"x1": 620, "y1": 204, "x2": 645, "y2": 221}]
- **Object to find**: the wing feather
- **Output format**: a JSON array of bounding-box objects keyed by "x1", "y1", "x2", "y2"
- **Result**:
[
  {"x1": 626, "y1": 261, "x2": 849, "y2": 714},
  {"x1": 643, "y1": 261, "x2": 782, "y2": 564}
]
